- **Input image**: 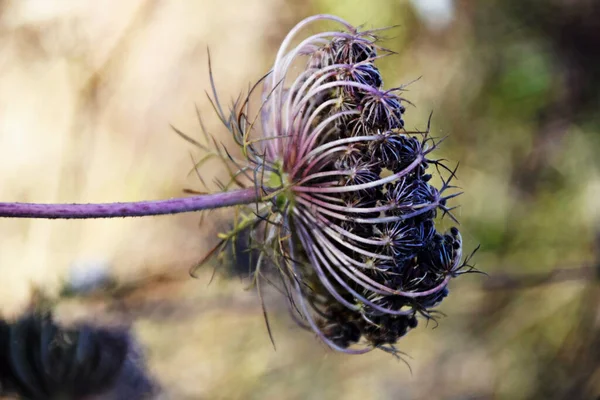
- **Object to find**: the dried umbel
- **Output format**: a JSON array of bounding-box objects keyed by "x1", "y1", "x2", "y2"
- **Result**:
[{"x1": 186, "y1": 14, "x2": 474, "y2": 354}]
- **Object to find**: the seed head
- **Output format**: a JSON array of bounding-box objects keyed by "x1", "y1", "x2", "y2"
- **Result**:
[
  {"x1": 0, "y1": 313, "x2": 156, "y2": 399},
  {"x1": 188, "y1": 14, "x2": 474, "y2": 355}
]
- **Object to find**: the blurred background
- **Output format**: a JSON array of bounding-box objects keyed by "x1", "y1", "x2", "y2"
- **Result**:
[{"x1": 0, "y1": 0, "x2": 599, "y2": 399}]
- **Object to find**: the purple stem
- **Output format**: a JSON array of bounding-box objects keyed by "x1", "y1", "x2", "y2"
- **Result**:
[{"x1": 0, "y1": 187, "x2": 260, "y2": 219}]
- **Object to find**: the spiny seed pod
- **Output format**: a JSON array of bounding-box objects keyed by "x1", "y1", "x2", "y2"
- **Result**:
[
  {"x1": 186, "y1": 14, "x2": 476, "y2": 355},
  {"x1": 0, "y1": 313, "x2": 156, "y2": 399}
]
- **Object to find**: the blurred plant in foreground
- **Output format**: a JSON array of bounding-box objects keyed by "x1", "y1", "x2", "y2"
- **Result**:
[
  {"x1": 0, "y1": 312, "x2": 156, "y2": 400},
  {"x1": 0, "y1": 15, "x2": 475, "y2": 355}
]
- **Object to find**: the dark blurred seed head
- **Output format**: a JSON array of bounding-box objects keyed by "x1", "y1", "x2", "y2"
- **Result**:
[{"x1": 0, "y1": 313, "x2": 157, "y2": 400}]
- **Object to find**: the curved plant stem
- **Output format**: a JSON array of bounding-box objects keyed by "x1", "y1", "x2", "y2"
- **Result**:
[{"x1": 0, "y1": 187, "x2": 260, "y2": 219}]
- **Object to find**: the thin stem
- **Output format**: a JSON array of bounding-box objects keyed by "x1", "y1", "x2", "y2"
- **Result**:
[{"x1": 0, "y1": 187, "x2": 261, "y2": 219}]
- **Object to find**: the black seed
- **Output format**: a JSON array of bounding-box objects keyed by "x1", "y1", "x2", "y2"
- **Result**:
[{"x1": 408, "y1": 316, "x2": 418, "y2": 329}]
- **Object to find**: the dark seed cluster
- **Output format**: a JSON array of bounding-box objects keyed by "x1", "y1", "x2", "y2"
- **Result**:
[{"x1": 270, "y1": 20, "x2": 466, "y2": 354}]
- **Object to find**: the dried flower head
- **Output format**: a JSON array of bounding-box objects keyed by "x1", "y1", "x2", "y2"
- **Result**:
[{"x1": 181, "y1": 14, "x2": 475, "y2": 355}]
